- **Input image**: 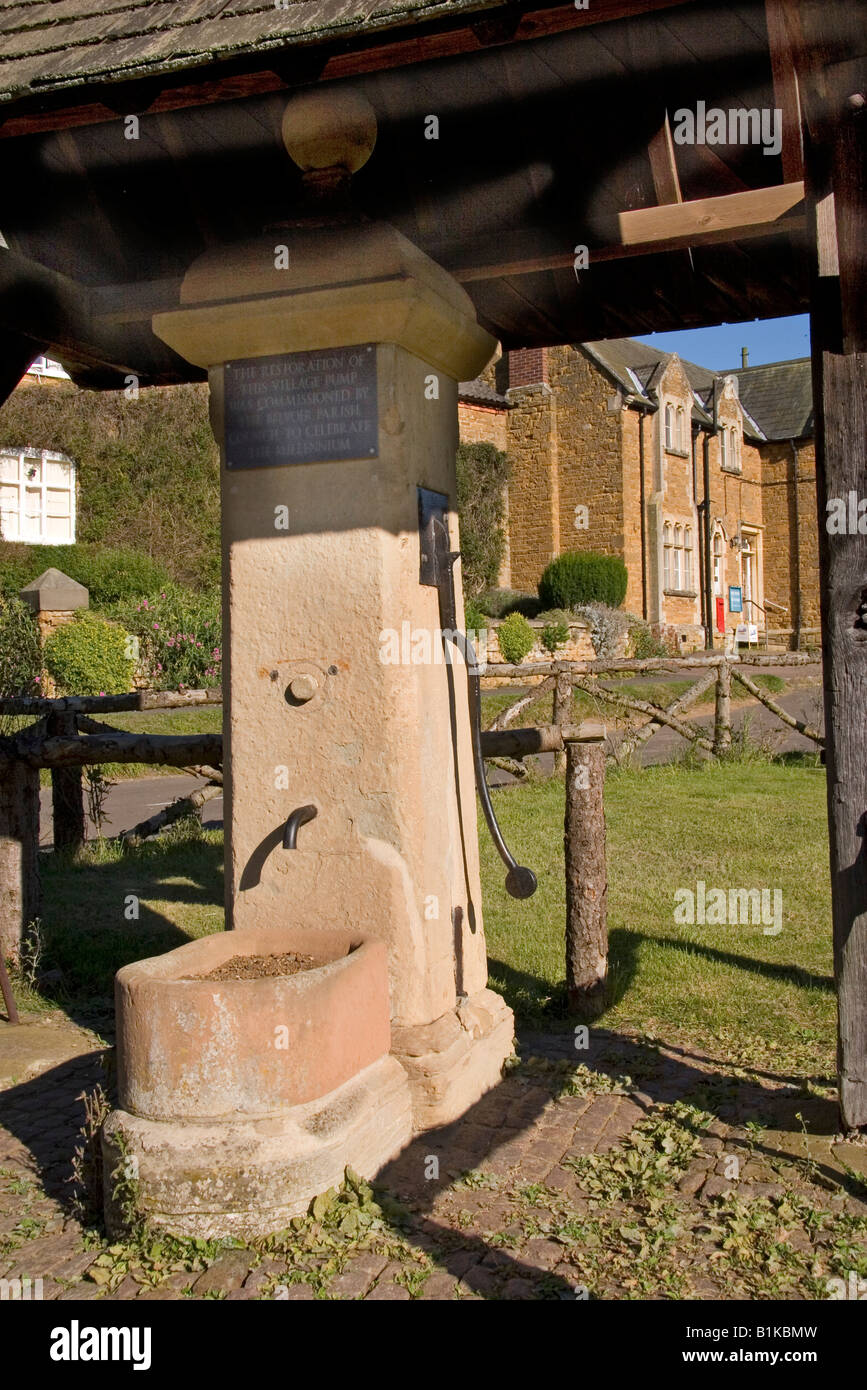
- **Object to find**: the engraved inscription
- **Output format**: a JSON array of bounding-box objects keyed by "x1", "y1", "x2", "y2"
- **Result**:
[{"x1": 224, "y1": 345, "x2": 378, "y2": 469}]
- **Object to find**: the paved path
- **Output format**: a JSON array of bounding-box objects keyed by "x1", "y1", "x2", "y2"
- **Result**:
[{"x1": 1, "y1": 1015, "x2": 864, "y2": 1301}]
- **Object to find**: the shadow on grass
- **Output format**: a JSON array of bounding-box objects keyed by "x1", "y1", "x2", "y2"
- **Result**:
[{"x1": 34, "y1": 833, "x2": 224, "y2": 1030}]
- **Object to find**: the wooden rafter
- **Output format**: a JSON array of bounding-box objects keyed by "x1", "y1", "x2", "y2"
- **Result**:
[{"x1": 765, "y1": 0, "x2": 805, "y2": 181}]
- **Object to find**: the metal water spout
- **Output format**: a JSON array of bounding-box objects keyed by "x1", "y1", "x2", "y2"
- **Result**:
[{"x1": 282, "y1": 804, "x2": 318, "y2": 849}]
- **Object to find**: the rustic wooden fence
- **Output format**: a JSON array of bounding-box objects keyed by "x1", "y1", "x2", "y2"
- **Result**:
[{"x1": 0, "y1": 651, "x2": 823, "y2": 1021}]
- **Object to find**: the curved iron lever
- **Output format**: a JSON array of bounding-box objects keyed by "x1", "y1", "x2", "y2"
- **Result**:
[
  {"x1": 282, "y1": 804, "x2": 318, "y2": 849},
  {"x1": 419, "y1": 496, "x2": 537, "y2": 901},
  {"x1": 465, "y1": 650, "x2": 538, "y2": 900}
]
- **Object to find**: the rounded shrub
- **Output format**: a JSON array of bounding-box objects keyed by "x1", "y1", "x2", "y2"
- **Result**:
[
  {"x1": 497, "y1": 611, "x2": 535, "y2": 665},
  {"x1": 43, "y1": 611, "x2": 135, "y2": 696},
  {"x1": 538, "y1": 552, "x2": 628, "y2": 610}
]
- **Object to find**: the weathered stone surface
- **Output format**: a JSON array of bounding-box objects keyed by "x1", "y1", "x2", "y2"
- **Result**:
[{"x1": 103, "y1": 1054, "x2": 412, "y2": 1240}]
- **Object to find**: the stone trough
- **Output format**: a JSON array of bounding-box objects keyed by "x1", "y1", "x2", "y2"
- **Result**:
[{"x1": 103, "y1": 926, "x2": 412, "y2": 1239}]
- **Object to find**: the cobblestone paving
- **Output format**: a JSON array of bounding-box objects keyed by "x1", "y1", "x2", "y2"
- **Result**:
[{"x1": 1, "y1": 1017, "x2": 865, "y2": 1301}]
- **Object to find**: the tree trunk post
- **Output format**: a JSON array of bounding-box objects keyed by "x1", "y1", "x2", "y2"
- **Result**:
[
  {"x1": 798, "y1": 0, "x2": 867, "y2": 1128},
  {"x1": 552, "y1": 672, "x2": 572, "y2": 773},
  {"x1": 0, "y1": 759, "x2": 41, "y2": 963},
  {"x1": 564, "y1": 735, "x2": 608, "y2": 1018},
  {"x1": 49, "y1": 713, "x2": 85, "y2": 854},
  {"x1": 713, "y1": 659, "x2": 732, "y2": 754}
]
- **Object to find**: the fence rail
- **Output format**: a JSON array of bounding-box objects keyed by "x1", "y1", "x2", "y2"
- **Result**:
[{"x1": 0, "y1": 654, "x2": 824, "y2": 1018}]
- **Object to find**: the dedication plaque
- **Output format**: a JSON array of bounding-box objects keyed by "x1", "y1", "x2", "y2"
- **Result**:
[{"x1": 224, "y1": 345, "x2": 378, "y2": 469}]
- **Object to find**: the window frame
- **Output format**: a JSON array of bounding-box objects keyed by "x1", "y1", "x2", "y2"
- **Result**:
[{"x1": 0, "y1": 447, "x2": 76, "y2": 545}]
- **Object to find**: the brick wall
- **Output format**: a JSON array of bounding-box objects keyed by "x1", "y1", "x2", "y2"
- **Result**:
[
  {"x1": 457, "y1": 402, "x2": 508, "y2": 450},
  {"x1": 507, "y1": 348, "x2": 547, "y2": 389},
  {"x1": 760, "y1": 438, "x2": 820, "y2": 640}
]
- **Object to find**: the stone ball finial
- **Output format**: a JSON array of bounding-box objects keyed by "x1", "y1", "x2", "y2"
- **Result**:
[{"x1": 281, "y1": 89, "x2": 377, "y2": 175}]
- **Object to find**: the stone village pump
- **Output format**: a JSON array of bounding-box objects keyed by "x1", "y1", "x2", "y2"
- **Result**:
[{"x1": 101, "y1": 89, "x2": 535, "y2": 1238}]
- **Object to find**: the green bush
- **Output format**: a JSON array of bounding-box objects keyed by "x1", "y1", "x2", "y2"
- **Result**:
[
  {"x1": 497, "y1": 611, "x2": 535, "y2": 664},
  {"x1": 628, "y1": 620, "x2": 669, "y2": 660},
  {"x1": 541, "y1": 621, "x2": 570, "y2": 654},
  {"x1": 463, "y1": 598, "x2": 487, "y2": 633},
  {"x1": 0, "y1": 543, "x2": 171, "y2": 606},
  {"x1": 538, "y1": 552, "x2": 628, "y2": 610},
  {"x1": 43, "y1": 611, "x2": 135, "y2": 696},
  {"x1": 111, "y1": 583, "x2": 221, "y2": 691},
  {"x1": 0, "y1": 596, "x2": 41, "y2": 699},
  {"x1": 456, "y1": 442, "x2": 510, "y2": 596}
]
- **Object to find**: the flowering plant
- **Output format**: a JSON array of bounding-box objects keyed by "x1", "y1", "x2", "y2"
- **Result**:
[{"x1": 115, "y1": 584, "x2": 221, "y2": 691}]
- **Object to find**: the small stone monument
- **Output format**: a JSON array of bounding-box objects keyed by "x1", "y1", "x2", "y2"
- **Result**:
[{"x1": 19, "y1": 567, "x2": 88, "y2": 643}]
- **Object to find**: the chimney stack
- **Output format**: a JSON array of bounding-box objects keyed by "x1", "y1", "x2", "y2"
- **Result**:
[{"x1": 741, "y1": 346, "x2": 749, "y2": 367}]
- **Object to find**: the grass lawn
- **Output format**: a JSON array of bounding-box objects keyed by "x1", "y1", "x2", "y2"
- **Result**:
[
  {"x1": 28, "y1": 756, "x2": 833, "y2": 1076},
  {"x1": 482, "y1": 756, "x2": 833, "y2": 1073}
]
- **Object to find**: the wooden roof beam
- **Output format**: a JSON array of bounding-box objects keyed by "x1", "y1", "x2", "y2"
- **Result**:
[{"x1": 451, "y1": 182, "x2": 806, "y2": 280}]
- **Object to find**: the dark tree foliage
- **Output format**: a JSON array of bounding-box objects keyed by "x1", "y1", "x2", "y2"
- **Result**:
[
  {"x1": 0, "y1": 381, "x2": 220, "y2": 589},
  {"x1": 455, "y1": 441, "x2": 510, "y2": 597}
]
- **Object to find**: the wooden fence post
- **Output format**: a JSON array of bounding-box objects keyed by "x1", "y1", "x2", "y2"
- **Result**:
[
  {"x1": 713, "y1": 659, "x2": 732, "y2": 754},
  {"x1": 564, "y1": 735, "x2": 608, "y2": 1018},
  {"x1": 552, "y1": 672, "x2": 572, "y2": 772},
  {"x1": 48, "y1": 713, "x2": 85, "y2": 854},
  {"x1": 0, "y1": 759, "x2": 41, "y2": 962}
]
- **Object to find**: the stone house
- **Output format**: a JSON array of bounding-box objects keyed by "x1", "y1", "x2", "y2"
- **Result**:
[{"x1": 458, "y1": 341, "x2": 817, "y2": 651}]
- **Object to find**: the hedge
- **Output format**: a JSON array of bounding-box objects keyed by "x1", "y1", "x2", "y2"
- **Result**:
[{"x1": 538, "y1": 551, "x2": 628, "y2": 610}]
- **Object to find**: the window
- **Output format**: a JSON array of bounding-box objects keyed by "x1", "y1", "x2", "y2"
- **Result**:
[
  {"x1": 673, "y1": 524, "x2": 683, "y2": 588},
  {"x1": 676, "y1": 407, "x2": 685, "y2": 451},
  {"x1": 684, "y1": 527, "x2": 693, "y2": 589},
  {"x1": 663, "y1": 522, "x2": 672, "y2": 589},
  {"x1": 664, "y1": 404, "x2": 674, "y2": 451},
  {"x1": 0, "y1": 449, "x2": 76, "y2": 544},
  {"x1": 721, "y1": 425, "x2": 741, "y2": 473},
  {"x1": 713, "y1": 531, "x2": 724, "y2": 595}
]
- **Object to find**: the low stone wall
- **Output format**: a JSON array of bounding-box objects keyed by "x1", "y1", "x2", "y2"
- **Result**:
[{"x1": 481, "y1": 618, "x2": 595, "y2": 686}]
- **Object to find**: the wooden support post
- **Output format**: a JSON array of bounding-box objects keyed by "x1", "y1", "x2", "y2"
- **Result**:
[
  {"x1": 49, "y1": 713, "x2": 85, "y2": 854},
  {"x1": 0, "y1": 759, "x2": 41, "y2": 962},
  {"x1": 713, "y1": 660, "x2": 732, "y2": 754},
  {"x1": 0, "y1": 953, "x2": 19, "y2": 1025},
  {"x1": 552, "y1": 672, "x2": 572, "y2": 772},
  {"x1": 798, "y1": 0, "x2": 867, "y2": 1129},
  {"x1": 564, "y1": 737, "x2": 608, "y2": 1019}
]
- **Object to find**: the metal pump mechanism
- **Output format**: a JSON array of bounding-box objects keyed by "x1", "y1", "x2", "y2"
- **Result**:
[{"x1": 418, "y1": 488, "x2": 537, "y2": 900}]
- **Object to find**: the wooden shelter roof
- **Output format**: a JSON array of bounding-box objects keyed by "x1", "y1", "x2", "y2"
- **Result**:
[
  {"x1": 0, "y1": 0, "x2": 820, "y2": 396},
  {"x1": 0, "y1": 0, "x2": 503, "y2": 106}
]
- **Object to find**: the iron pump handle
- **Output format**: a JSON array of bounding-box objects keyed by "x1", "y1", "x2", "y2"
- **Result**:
[{"x1": 418, "y1": 489, "x2": 536, "y2": 900}]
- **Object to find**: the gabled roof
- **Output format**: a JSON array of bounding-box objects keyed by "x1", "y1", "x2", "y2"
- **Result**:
[
  {"x1": 729, "y1": 358, "x2": 813, "y2": 441},
  {"x1": 582, "y1": 337, "x2": 717, "y2": 400},
  {"x1": 581, "y1": 337, "x2": 813, "y2": 441},
  {"x1": 0, "y1": 0, "x2": 497, "y2": 105}
]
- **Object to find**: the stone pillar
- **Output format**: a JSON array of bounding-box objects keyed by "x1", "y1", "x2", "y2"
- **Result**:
[{"x1": 153, "y1": 91, "x2": 514, "y2": 1128}]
